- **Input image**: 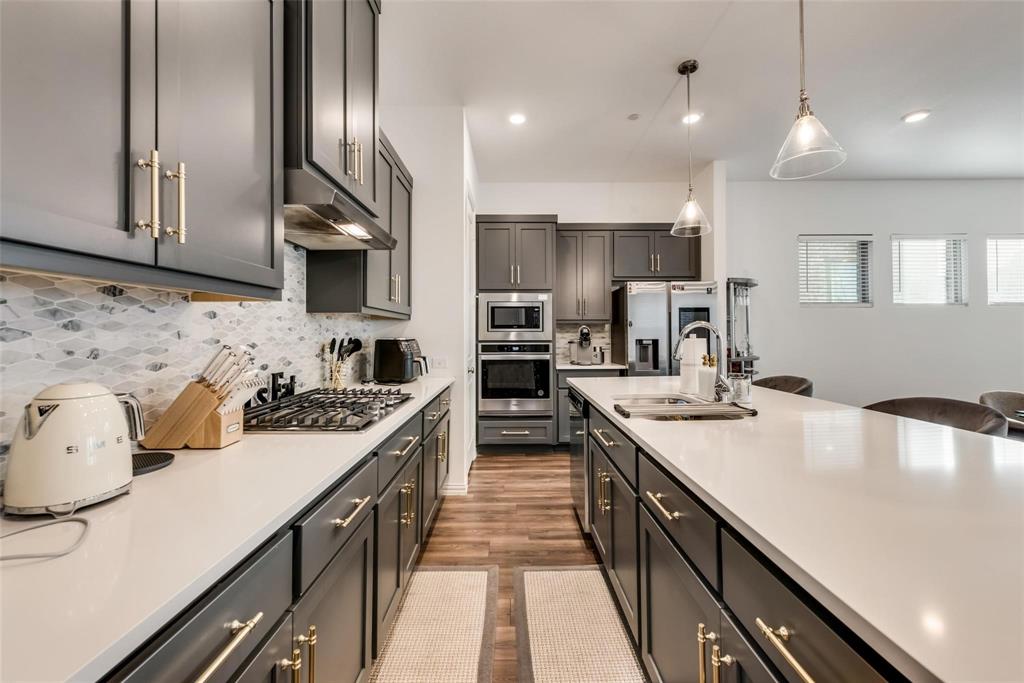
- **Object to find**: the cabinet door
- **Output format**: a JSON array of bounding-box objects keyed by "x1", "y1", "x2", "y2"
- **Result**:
[
  {"x1": 293, "y1": 514, "x2": 374, "y2": 683},
  {"x1": 654, "y1": 230, "x2": 700, "y2": 279},
  {"x1": 556, "y1": 231, "x2": 582, "y2": 320},
  {"x1": 391, "y1": 172, "x2": 413, "y2": 314},
  {"x1": 399, "y1": 454, "x2": 422, "y2": 579},
  {"x1": 639, "y1": 506, "x2": 722, "y2": 683},
  {"x1": 478, "y1": 223, "x2": 516, "y2": 290},
  {"x1": 717, "y1": 611, "x2": 784, "y2": 683},
  {"x1": 613, "y1": 231, "x2": 656, "y2": 279},
  {"x1": 0, "y1": 0, "x2": 154, "y2": 264},
  {"x1": 344, "y1": 0, "x2": 378, "y2": 212},
  {"x1": 233, "y1": 614, "x2": 294, "y2": 683},
  {"x1": 589, "y1": 440, "x2": 611, "y2": 562},
  {"x1": 307, "y1": 0, "x2": 348, "y2": 187},
  {"x1": 581, "y1": 231, "x2": 613, "y2": 320},
  {"x1": 557, "y1": 389, "x2": 570, "y2": 443},
  {"x1": 156, "y1": 0, "x2": 282, "y2": 288},
  {"x1": 421, "y1": 435, "x2": 440, "y2": 534},
  {"x1": 375, "y1": 468, "x2": 404, "y2": 655},
  {"x1": 438, "y1": 415, "x2": 451, "y2": 490},
  {"x1": 365, "y1": 145, "x2": 394, "y2": 311},
  {"x1": 605, "y1": 456, "x2": 640, "y2": 643},
  {"x1": 515, "y1": 223, "x2": 555, "y2": 290}
]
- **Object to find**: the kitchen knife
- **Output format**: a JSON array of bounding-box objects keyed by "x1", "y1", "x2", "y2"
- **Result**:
[
  {"x1": 207, "y1": 351, "x2": 238, "y2": 388},
  {"x1": 198, "y1": 345, "x2": 232, "y2": 382}
]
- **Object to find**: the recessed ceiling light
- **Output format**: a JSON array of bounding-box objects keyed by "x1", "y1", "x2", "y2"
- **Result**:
[
  {"x1": 901, "y1": 109, "x2": 931, "y2": 123},
  {"x1": 509, "y1": 113, "x2": 526, "y2": 125},
  {"x1": 682, "y1": 112, "x2": 702, "y2": 125}
]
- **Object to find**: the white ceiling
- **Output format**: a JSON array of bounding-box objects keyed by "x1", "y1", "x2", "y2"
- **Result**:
[{"x1": 380, "y1": 0, "x2": 1024, "y2": 183}]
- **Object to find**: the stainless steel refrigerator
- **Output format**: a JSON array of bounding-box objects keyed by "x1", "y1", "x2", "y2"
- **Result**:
[{"x1": 611, "y1": 281, "x2": 719, "y2": 376}]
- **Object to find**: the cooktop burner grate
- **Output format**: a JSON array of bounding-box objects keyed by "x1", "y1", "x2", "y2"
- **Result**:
[{"x1": 243, "y1": 387, "x2": 412, "y2": 432}]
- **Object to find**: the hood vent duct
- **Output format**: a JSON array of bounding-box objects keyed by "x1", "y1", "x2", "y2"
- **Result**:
[{"x1": 283, "y1": 170, "x2": 395, "y2": 251}]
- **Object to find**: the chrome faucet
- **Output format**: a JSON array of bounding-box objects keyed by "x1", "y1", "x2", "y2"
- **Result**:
[{"x1": 673, "y1": 320, "x2": 732, "y2": 402}]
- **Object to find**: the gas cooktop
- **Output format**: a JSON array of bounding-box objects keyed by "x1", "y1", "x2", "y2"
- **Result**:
[{"x1": 243, "y1": 387, "x2": 412, "y2": 432}]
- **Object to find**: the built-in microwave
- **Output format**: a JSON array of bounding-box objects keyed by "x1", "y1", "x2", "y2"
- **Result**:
[{"x1": 477, "y1": 292, "x2": 553, "y2": 341}]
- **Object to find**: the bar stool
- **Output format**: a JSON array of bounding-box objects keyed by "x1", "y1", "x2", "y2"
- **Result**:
[
  {"x1": 979, "y1": 391, "x2": 1024, "y2": 440},
  {"x1": 863, "y1": 397, "x2": 1008, "y2": 437},
  {"x1": 752, "y1": 375, "x2": 813, "y2": 397}
]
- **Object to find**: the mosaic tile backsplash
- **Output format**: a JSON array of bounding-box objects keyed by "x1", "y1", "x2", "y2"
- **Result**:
[
  {"x1": 0, "y1": 245, "x2": 403, "y2": 454},
  {"x1": 555, "y1": 323, "x2": 612, "y2": 363}
]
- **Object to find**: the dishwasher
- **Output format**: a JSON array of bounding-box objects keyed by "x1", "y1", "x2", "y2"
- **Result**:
[{"x1": 568, "y1": 390, "x2": 590, "y2": 534}]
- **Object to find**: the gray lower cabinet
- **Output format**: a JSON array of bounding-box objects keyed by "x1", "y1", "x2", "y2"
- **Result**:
[
  {"x1": 638, "y1": 506, "x2": 721, "y2": 683},
  {"x1": 305, "y1": 132, "x2": 412, "y2": 319},
  {"x1": 292, "y1": 513, "x2": 374, "y2": 683},
  {"x1": 717, "y1": 610, "x2": 785, "y2": 683},
  {"x1": 556, "y1": 230, "x2": 612, "y2": 321},
  {"x1": 613, "y1": 229, "x2": 700, "y2": 280},
  {"x1": 232, "y1": 614, "x2": 296, "y2": 683},
  {"x1": 0, "y1": 0, "x2": 284, "y2": 297},
  {"x1": 478, "y1": 418, "x2": 555, "y2": 445},
  {"x1": 477, "y1": 222, "x2": 555, "y2": 291},
  {"x1": 109, "y1": 533, "x2": 293, "y2": 682},
  {"x1": 422, "y1": 413, "x2": 451, "y2": 534},
  {"x1": 375, "y1": 452, "x2": 421, "y2": 655},
  {"x1": 591, "y1": 444, "x2": 639, "y2": 643}
]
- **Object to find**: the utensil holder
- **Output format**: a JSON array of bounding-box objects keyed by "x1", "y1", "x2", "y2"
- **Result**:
[{"x1": 140, "y1": 381, "x2": 238, "y2": 450}]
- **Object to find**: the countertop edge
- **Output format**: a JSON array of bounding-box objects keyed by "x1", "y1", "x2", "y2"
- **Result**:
[
  {"x1": 67, "y1": 378, "x2": 454, "y2": 682},
  {"x1": 566, "y1": 378, "x2": 942, "y2": 683}
]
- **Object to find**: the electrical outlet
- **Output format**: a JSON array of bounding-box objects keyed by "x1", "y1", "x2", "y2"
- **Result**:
[{"x1": 433, "y1": 356, "x2": 448, "y2": 369}]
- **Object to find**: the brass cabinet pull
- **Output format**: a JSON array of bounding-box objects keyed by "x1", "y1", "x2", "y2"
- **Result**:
[
  {"x1": 164, "y1": 161, "x2": 187, "y2": 244},
  {"x1": 755, "y1": 618, "x2": 815, "y2": 683},
  {"x1": 396, "y1": 274, "x2": 401, "y2": 304},
  {"x1": 510, "y1": 264, "x2": 515, "y2": 285},
  {"x1": 697, "y1": 623, "x2": 718, "y2": 683},
  {"x1": 649, "y1": 253, "x2": 655, "y2": 272},
  {"x1": 646, "y1": 491, "x2": 684, "y2": 521},
  {"x1": 592, "y1": 428, "x2": 617, "y2": 449},
  {"x1": 711, "y1": 644, "x2": 735, "y2": 683},
  {"x1": 135, "y1": 149, "x2": 161, "y2": 239},
  {"x1": 278, "y1": 648, "x2": 302, "y2": 683},
  {"x1": 427, "y1": 410, "x2": 441, "y2": 421},
  {"x1": 346, "y1": 138, "x2": 357, "y2": 177},
  {"x1": 356, "y1": 139, "x2": 364, "y2": 185},
  {"x1": 392, "y1": 435, "x2": 420, "y2": 458},
  {"x1": 390, "y1": 275, "x2": 396, "y2": 302},
  {"x1": 595, "y1": 468, "x2": 604, "y2": 515},
  {"x1": 437, "y1": 431, "x2": 448, "y2": 462},
  {"x1": 441, "y1": 398, "x2": 451, "y2": 408},
  {"x1": 406, "y1": 479, "x2": 417, "y2": 523},
  {"x1": 296, "y1": 626, "x2": 317, "y2": 683},
  {"x1": 192, "y1": 611, "x2": 263, "y2": 683},
  {"x1": 656, "y1": 253, "x2": 661, "y2": 272},
  {"x1": 500, "y1": 430, "x2": 530, "y2": 436},
  {"x1": 574, "y1": 430, "x2": 585, "y2": 436},
  {"x1": 332, "y1": 496, "x2": 371, "y2": 528},
  {"x1": 516, "y1": 264, "x2": 521, "y2": 285},
  {"x1": 598, "y1": 472, "x2": 612, "y2": 513}
]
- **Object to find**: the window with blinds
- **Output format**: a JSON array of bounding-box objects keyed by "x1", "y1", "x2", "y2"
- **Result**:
[
  {"x1": 797, "y1": 235, "x2": 873, "y2": 305},
  {"x1": 987, "y1": 235, "x2": 1024, "y2": 304},
  {"x1": 891, "y1": 235, "x2": 967, "y2": 305}
]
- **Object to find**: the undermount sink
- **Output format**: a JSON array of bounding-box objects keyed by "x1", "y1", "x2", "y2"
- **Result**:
[
  {"x1": 610, "y1": 393, "x2": 756, "y2": 420},
  {"x1": 611, "y1": 393, "x2": 708, "y2": 406}
]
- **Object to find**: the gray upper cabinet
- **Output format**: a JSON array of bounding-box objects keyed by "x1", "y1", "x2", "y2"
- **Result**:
[
  {"x1": 0, "y1": 0, "x2": 284, "y2": 298},
  {"x1": 613, "y1": 229, "x2": 700, "y2": 280},
  {"x1": 308, "y1": 0, "x2": 347, "y2": 185},
  {"x1": 557, "y1": 230, "x2": 612, "y2": 321},
  {"x1": 155, "y1": 0, "x2": 283, "y2": 288},
  {"x1": 305, "y1": 132, "x2": 412, "y2": 319},
  {"x1": 478, "y1": 221, "x2": 555, "y2": 291},
  {"x1": 344, "y1": 0, "x2": 379, "y2": 212}
]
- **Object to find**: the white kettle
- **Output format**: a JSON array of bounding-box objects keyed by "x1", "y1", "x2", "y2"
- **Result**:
[{"x1": 3, "y1": 383, "x2": 145, "y2": 515}]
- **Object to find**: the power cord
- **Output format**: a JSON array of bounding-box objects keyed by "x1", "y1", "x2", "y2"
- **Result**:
[{"x1": 0, "y1": 515, "x2": 91, "y2": 561}]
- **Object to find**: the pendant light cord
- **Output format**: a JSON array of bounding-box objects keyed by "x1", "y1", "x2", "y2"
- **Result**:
[
  {"x1": 797, "y1": 0, "x2": 811, "y2": 115},
  {"x1": 686, "y1": 72, "x2": 694, "y2": 193}
]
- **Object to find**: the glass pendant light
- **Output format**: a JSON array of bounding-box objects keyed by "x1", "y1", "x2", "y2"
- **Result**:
[
  {"x1": 770, "y1": 0, "x2": 847, "y2": 179},
  {"x1": 672, "y1": 59, "x2": 711, "y2": 238}
]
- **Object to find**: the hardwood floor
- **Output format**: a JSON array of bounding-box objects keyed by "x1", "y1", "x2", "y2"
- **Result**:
[{"x1": 418, "y1": 451, "x2": 599, "y2": 683}]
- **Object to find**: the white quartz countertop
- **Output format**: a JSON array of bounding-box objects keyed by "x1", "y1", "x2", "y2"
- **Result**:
[
  {"x1": 0, "y1": 377, "x2": 454, "y2": 683},
  {"x1": 555, "y1": 362, "x2": 627, "y2": 371},
  {"x1": 568, "y1": 376, "x2": 1024, "y2": 683}
]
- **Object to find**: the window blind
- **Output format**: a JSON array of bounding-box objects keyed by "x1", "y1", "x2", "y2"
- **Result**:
[
  {"x1": 987, "y1": 235, "x2": 1024, "y2": 304},
  {"x1": 891, "y1": 235, "x2": 967, "y2": 305},
  {"x1": 797, "y1": 235, "x2": 873, "y2": 305}
]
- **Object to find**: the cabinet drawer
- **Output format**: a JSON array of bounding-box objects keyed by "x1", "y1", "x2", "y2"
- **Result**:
[
  {"x1": 111, "y1": 533, "x2": 293, "y2": 683},
  {"x1": 438, "y1": 386, "x2": 452, "y2": 415},
  {"x1": 721, "y1": 532, "x2": 887, "y2": 683},
  {"x1": 232, "y1": 613, "x2": 294, "y2": 683},
  {"x1": 590, "y1": 409, "x2": 637, "y2": 488},
  {"x1": 557, "y1": 369, "x2": 620, "y2": 389},
  {"x1": 422, "y1": 393, "x2": 445, "y2": 437},
  {"x1": 478, "y1": 419, "x2": 554, "y2": 444},
  {"x1": 377, "y1": 413, "x2": 424, "y2": 493},
  {"x1": 294, "y1": 458, "x2": 378, "y2": 594},
  {"x1": 639, "y1": 453, "x2": 718, "y2": 588}
]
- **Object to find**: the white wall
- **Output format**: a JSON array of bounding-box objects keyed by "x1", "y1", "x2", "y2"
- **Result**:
[
  {"x1": 382, "y1": 104, "x2": 475, "y2": 493},
  {"x1": 728, "y1": 179, "x2": 1024, "y2": 407},
  {"x1": 477, "y1": 180, "x2": 687, "y2": 223}
]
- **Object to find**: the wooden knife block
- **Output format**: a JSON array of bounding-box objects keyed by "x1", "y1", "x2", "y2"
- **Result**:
[{"x1": 141, "y1": 381, "x2": 241, "y2": 450}]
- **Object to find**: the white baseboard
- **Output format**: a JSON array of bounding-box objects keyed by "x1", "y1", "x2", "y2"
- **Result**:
[{"x1": 441, "y1": 481, "x2": 469, "y2": 495}]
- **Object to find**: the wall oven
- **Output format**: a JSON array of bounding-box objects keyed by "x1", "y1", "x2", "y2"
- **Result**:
[
  {"x1": 477, "y1": 342, "x2": 553, "y2": 415},
  {"x1": 477, "y1": 292, "x2": 552, "y2": 341}
]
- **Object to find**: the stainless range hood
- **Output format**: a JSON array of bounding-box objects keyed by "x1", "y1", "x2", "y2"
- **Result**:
[{"x1": 283, "y1": 169, "x2": 396, "y2": 251}]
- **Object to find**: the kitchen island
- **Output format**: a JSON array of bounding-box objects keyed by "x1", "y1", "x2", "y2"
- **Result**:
[
  {"x1": 0, "y1": 377, "x2": 454, "y2": 682},
  {"x1": 569, "y1": 375, "x2": 1024, "y2": 683}
]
